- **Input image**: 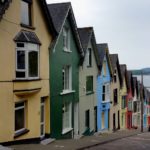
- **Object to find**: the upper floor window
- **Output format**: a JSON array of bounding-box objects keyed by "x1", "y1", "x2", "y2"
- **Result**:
[
  {"x1": 102, "y1": 83, "x2": 110, "y2": 101},
  {"x1": 86, "y1": 48, "x2": 92, "y2": 67},
  {"x1": 121, "y1": 96, "x2": 126, "y2": 109},
  {"x1": 113, "y1": 88, "x2": 118, "y2": 105},
  {"x1": 21, "y1": 0, "x2": 32, "y2": 26},
  {"x1": 62, "y1": 65, "x2": 72, "y2": 91},
  {"x1": 16, "y1": 42, "x2": 39, "y2": 79},
  {"x1": 63, "y1": 27, "x2": 70, "y2": 52},
  {"x1": 86, "y1": 76, "x2": 93, "y2": 94},
  {"x1": 114, "y1": 69, "x2": 117, "y2": 83},
  {"x1": 103, "y1": 59, "x2": 107, "y2": 76}
]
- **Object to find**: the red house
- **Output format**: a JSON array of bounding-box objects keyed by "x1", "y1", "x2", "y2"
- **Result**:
[{"x1": 126, "y1": 71, "x2": 134, "y2": 129}]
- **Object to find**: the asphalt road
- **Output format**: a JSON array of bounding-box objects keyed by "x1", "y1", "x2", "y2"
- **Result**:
[{"x1": 87, "y1": 132, "x2": 150, "y2": 150}]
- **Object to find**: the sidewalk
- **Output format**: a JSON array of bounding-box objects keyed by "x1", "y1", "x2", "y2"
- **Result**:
[{"x1": 10, "y1": 128, "x2": 148, "y2": 150}]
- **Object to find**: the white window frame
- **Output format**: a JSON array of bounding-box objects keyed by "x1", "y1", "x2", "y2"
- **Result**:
[
  {"x1": 16, "y1": 42, "x2": 39, "y2": 80},
  {"x1": 15, "y1": 102, "x2": 26, "y2": 134},
  {"x1": 102, "y1": 83, "x2": 110, "y2": 102},
  {"x1": 62, "y1": 65, "x2": 72, "y2": 93},
  {"x1": 62, "y1": 102, "x2": 72, "y2": 134},
  {"x1": 63, "y1": 27, "x2": 71, "y2": 52}
]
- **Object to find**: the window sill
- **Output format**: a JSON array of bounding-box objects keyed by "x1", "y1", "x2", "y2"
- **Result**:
[
  {"x1": 20, "y1": 23, "x2": 35, "y2": 30},
  {"x1": 86, "y1": 91, "x2": 94, "y2": 95},
  {"x1": 60, "y1": 90, "x2": 75, "y2": 95},
  {"x1": 63, "y1": 48, "x2": 72, "y2": 53},
  {"x1": 13, "y1": 78, "x2": 41, "y2": 82},
  {"x1": 102, "y1": 100, "x2": 110, "y2": 103},
  {"x1": 87, "y1": 66, "x2": 92, "y2": 68},
  {"x1": 62, "y1": 128, "x2": 73, "y2": 135},
  {"x1": 14, "y1": 129, "x2": 29, "y2": 139}
]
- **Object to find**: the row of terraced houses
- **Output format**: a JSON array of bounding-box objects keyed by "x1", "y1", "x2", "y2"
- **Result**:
[{"x1": 0, "y1": 0, "x2": 150, "y2": 144}]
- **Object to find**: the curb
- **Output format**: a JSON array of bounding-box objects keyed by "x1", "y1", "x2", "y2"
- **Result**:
[{"x1": 77, "y1": 131, "x2": 147, "y2": 150}]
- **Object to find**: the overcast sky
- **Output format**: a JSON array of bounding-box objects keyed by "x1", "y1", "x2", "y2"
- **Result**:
[{"x1": 46, "y1": 0, "x2": 150, "y2": 70}]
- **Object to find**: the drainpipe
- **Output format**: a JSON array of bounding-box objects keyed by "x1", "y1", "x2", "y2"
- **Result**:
[{"x1": 141, "y1": 71, "x2": 143, "y2": 132}]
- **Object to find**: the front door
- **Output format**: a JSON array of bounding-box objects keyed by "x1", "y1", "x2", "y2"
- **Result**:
[
  {"x1": 113, "y1": 113, "x2": 116, "y2": 131},
  {"x1": 118, "y1": 110, "x2": 120, "y2": 129},
  {"x1": 40, "y1": 98, "x2": 45, "y2": 138},
  {"x1": 74, "y1": 103, "x2": 79, "y2": 135},
  {"x1": 94, "y1": 106, "x2": 97, "y2": 132}
]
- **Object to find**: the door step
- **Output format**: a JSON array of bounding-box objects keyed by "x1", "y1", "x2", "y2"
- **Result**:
[
  {"x1": 74, "y1": 135, "x2": 84, "y2": 139},
  {"x1": 40, "y1": 138, "x2": 55, "y2": 145},
  {"x1": 0, "y1": 145, "x2": 13, "y2": 150}
]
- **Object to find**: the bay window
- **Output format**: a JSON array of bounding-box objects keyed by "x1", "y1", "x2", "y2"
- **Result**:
[{"x1": 16, "y1": 42, "x2": 39, "y2": 79}]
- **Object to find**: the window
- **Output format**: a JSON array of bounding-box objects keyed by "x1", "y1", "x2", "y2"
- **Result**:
[
  {"x1": 113, "y1": 89, "x2": 118, "y2": 104},
  {"x1": 128, "y1": 100, "x2": 132, "y2": 111},
  {"x1": 122, "y1": 96, "x2": 126, "y2": 109},
  {"x1": 114, "y1": 69, "x2": 117, "y2": 83},
  {"x1": 63, "y1": 27, "x2": 70, "y2": 52},
  {"x1": 16, "y1": 43, "x2": 39, "y2": 79},
  {"x1": 15, "y1": 102, "x2": 26, "y2": 133},
  {"x1": 21, "y1": 0, "x2": 32, "y2": 26},
  {"x1": 86, "y1": 48, "x2": 92, "y2": 67},
  {"x1": 85, "y1": 110, "x2": 90, "y2": 128},
  {"x1": 133, "y1": 101, "x2": 137, "y2": 113},
  {"x1": 62, "y1": 102, "x2": 72, "y2": 132},
  {"x1": 86, "y1": 76, "x2": 93, "y2": 94},
  {"x1": 102, "y1": 83, "x2": 110, "y2": 101},
  {"x1": 62, "y1": 65, "x2": 72, "y2": 91},
  {"x1": 103, "y1": 60, "x2": 107, "y2": 76}
]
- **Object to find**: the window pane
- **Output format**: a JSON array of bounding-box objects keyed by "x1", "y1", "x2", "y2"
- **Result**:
[
  {"x1": 28, "y1": 51, "x2": 38, "y2": 77},
  {"x1": 17, "y1": 51, "x2": 25, "y2": 69},
  {"x1": 21, "y1": 1, "x2": 30, "y2": 25},
  {"x1": 15, "y1": 108, "x2": 25, "y2": 131},
  {"x1": 86, "y1": 76, "x2": 93, "y2": 93},
  {"x1": 16, "y1": 71, "x2": 25, "y2": 78}
]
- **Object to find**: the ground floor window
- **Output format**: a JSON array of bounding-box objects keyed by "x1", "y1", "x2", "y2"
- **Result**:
[
  {"x1": 15, "y1": 102, "x2": 25, "y2": 133},
  {"x1": 62, "y1": 102, "x2": 72, "y2": 131}
]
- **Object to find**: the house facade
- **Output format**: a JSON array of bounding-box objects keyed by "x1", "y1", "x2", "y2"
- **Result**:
[
  {"x1": 132, "y1": 77, "x2": 141, "y2": 128},
  {"x1": 48, "y1": 3, "x2": 83, "y2": 139},
  {"x1": 119, "y1": 65, "x2": 128, "y2": 129},
  {"x1": 0, "y1": 0, "x2": 56, "y2": 143},
  {"x1": 78, "y1": 27, "x2": 99, "y2": 136},
  {"x1": 109, "y1": 54, "x2": 122, "y2": 131},
  {"x1": 97, "y1": 44, "x2": 112, "y2": 131},
  {"x1": 126, "y1": 71, "x2": 134, "y2": 129}
]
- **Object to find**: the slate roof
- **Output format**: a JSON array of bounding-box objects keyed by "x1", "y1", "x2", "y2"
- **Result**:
[
  {"x1": 96, "y1": 43, "x2": 112, "y2": 76},
  {"x1": 120, "y1": 64, "x2": 128, "y2": 88},
  {"x1": 14, "y1": 30, "x2": 41, "y2": 45},
  {"x1": 0, "y1": 0, "x2": 12, "y2": 20},
  {"x1": 77, "y1": 27, "x2": 99, "y2": 66},
  {"x1": 109, "y1": 54, "x2": 122, "y2": 85},
  {"x1": 48, "y1": 2, "x2": 84, "y2": 57},
  {"x1": 78, "y1": 27, "x2": 92, "y2": 53}
]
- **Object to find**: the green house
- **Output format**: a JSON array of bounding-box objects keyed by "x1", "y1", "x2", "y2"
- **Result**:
[{"x1": 48, "y1": 2, "x2": 84, "y2": 139}]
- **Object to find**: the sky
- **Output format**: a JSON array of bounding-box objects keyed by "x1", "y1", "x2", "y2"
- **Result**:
[{"x1": 46, "y1": 0, "x2": 150, "y2": 70}]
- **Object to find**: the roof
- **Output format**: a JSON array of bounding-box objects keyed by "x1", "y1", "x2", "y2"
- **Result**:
[
  {"x1": 110, "y1": 54, "x2": 122, "y2": 85},
  {"x1": 14, "y1": 30, "x2": 41, "y2": 45},
  {"x1": 78, "y1": 27, "x2": 92, "y2": 53},
  {"x1": 120, "y1": 64, "x2": 128, "y2": 88},
  {"x1": 78, "y1": 27, "x2": 99, "y2": 66},
  {"x1": 48, "y1": 2, "x2": 84, "y2": 57},
  {"x1": 97, "y1": 43, "x2": 112, "y2": 76},
  {"x1": 0, "y1": 0, "x2": 12, "y2": 20}
]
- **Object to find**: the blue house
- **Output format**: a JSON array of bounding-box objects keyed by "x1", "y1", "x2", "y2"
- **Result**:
[{"x1": 97, "y1": 44, "x2": 112, "y2": 131}]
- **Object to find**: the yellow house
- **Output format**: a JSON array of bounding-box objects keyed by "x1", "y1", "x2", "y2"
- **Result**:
[
  {"x1": 0, "y1": 0, "x2": 56, "y2": 143},
  {"x1": 119, "y1": 65, "x2": 128, "y2": 129},
  {"x1": 109, "y1": 54, "x2": 122, "y2": 131}
]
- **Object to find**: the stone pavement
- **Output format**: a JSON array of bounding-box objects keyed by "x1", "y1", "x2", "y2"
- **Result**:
[{"x1": 10, "y1": 128, "x2": 148, "y2": 150}]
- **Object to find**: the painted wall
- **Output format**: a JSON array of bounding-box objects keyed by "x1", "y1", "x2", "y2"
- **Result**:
[
  {"x1": 79, "y1": 41, "x2": 98, "y2": 135},
  {"x1": 50, "y1": 19, "x2": 80, "y2": 139},
  {"x1": 109, "y1": 67, "x2": 120, "y2": 131},
  {"x1": 97, "y1": 56, "x2": 111, "y2": 131},
  {"x1": 0, "y1": 0, "x2": 52, "y2": 142},
  {"x1": 120, "y1": 77, "x2": 127, "y2": 129}
]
